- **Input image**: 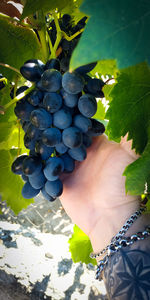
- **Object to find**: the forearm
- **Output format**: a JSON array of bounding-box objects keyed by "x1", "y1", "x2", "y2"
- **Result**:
[{"x1": 94, "y1": 213, "x2": 150, "y2": 300}]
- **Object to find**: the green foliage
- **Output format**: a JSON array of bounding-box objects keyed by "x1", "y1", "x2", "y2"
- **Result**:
[
  {"x1": 123, "y1": 129, "x2": 150, "y2": 195},
  {"x1": 106, "y1": 62, "x2": 150, "y2": 195},
  {"x1": 106, "y1": 62, "x2": 150, "y2": 154},
  {"x1": 70, "y1": 0, "x2": 150, "y2": 70},
  {"x1": 68, "y1": 225, "x2": 97, "y2": 265},
  {"x1": 90, "y1": 60, "x2": 118, "y2": 77},
  {"x1": 0, "y1": 15, "x2": 42, "y2": 80},
  {"x1": 0, "y1": 149, "x2": 33, "y2": 214},
  {"x1": 21, "y1": 0, "x2": 73, "y2": 19}
]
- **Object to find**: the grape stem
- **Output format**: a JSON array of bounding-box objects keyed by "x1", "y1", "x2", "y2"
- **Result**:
[
  {"x1": 37, "y1": 10, "x2": 49, "y2": 63},
  {"x1": 3, "y1": 84, "x2": 35, "y2": 110},
  {"x1": 0, "y1": 63, "x2": 20, "y2": 75},
  {"x1": 52, "y1": 12, "x2": 84, "y2": 56}
]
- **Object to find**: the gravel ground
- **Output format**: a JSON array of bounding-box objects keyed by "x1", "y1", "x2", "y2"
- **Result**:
[{"x1": 0, "y1": 196, "x2": 107, "y2": 300}]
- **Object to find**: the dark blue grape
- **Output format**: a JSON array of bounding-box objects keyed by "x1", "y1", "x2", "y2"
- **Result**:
[
  {"x1": 14, "y1": 99, "x2": 34, "y2": 121},
  {"x1": 44, "y1": 157, "x2": 64, "y2": 181},
  {"x1": 41, "y1": 187, "x2": 56, "y2": 201},
  {"x1": 11, "y1": 155, "x2": 28, "y2": 175},
  {"x1": 30, "y1": 108, "x2": 52, "y2": 130},
  {"x1": 62, "y1": 126, "x2": 82, "y2": 148},
  {"x1": 60, "y1": 57, "x2": 70, "y2": 73},
  {"x1": 23, "y1": 156, "x2": 42, "y2": 177},
  {"x1": 16, "y1": 85, "x2": 29, "y2": 96},
  {"x1": 26, "y1": 123, "x2": 41, "y2": 139},
  {"x1": 21, "y1": 120, "x2": 30, "y2": 132},
  {"x1": 62, "y1": 72, "x2": 84, "y2": 94},
  {"x1": 61, "y1": 89, "x2": 78, "y2": 108},
  {"x1": 22, "y1": 182, "x2": 40, "y2": 198},
  {"x1": 83, "y1": 133, "x2": 92, "y2": 148},
  {"x1": 29, "y1": 171, "x2": 46, "y2": 189},
  {"x1": 85, "y1": 78, "x2": 105, "y2": 97},
  {"x1": 61, "y1": 153, "x2": 75, "y2": 173},
  {"x1": 73, "y1": 114, "x2": 92, "y2": 133},
  {"x1": 55, "y1": 142, "x2": 68, "y2": 154},
  {"x1": 78, "y1": 94, "x2": 97, "y2": 118},
  {"x1": 68, "y1": 145, "x2": 87, "y2": 161},
  {"x1": 35, "y1": 140, "x2": 54, "y2": 160},
  {"x1": 24, "y1": 133, "x2": 36, "y2": 150},
  {"x1": 75, "y1": 62, "x2": 97, "y2": 74},
  {"x1": 87, "y1": 119, "x2": 105, "y2": 136},
  {"x1": 43, "y1": 92, "x2": 62, "y2": 113},
  {"x1": 45, "y1": 59, "x2": 60, "y2": 71},
  {"x1": 41, "y1": 69, "x2": 62, "y2": 92},
  {"x1": 28, "y1": 90, "x2": 43, "y2": 106},
  {"x1": 20, "y1": 62, "x2": 44, "y2": 82},
  {"x1": 25, "y1": 59, "x2": 45, "y2": 69},
  {"x1": 45, "y1": 179, "x2": 63, "y2": 197},
  {"x1": 53, "y1": 107, "x2": 72, "y2": 129},
  {"x1": 42, "y1": 128, "x2": 61, "y2": 146}
]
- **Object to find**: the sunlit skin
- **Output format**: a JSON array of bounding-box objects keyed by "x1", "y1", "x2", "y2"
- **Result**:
[{"x1": 60, "y1": 134, "x2": 140, "y2": 251}]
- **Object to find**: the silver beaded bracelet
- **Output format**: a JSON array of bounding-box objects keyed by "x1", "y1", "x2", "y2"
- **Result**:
[
  {"x1": 95, "y1": 225, "x2": 150, "y2": 280},
  {"x1": 90, "y1": 205, "x2": 146, "y2": 259},
  {"x1": 89, "y1": 203, "x2": 149, "y2": 281}
]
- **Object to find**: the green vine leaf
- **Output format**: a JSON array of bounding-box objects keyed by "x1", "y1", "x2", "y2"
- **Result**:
[
  {"x1": 123, "y1": 129, "x2": 150, "y2": 195},
  {"x1": 21, "y1": 0, "x2": 73, "y2": 20},
  {"x1": 0, "y1": 149, "x2": 33, "y2": 214},
  {"x1": 93, "y1": 100, "x2": 105, "y2": 121},
  {"x1": 68, "y1": 225, "x2": 97, "y2": 265},
  {"x1": 106, "y1": 62, "x2": 150, "y2": 154},
  {"x1": 0, "y1": 15, "x2": 43, "y2": 80},
  {"x1": 70, "y1": 0, "x2": 150, "y2": 70}
]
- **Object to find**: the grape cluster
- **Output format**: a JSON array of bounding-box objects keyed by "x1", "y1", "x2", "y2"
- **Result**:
[{"x1": 11, "y1": 15, "x2": 105, "y2": 203}]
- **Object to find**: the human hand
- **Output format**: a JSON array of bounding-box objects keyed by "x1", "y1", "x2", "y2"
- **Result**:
[{"x1": 60, "y1": 134, "x2": 140, "y2": 251}]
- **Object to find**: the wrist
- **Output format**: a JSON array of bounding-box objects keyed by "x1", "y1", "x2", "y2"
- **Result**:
[{"x1": 89, "y1": 200, "x2": 140, "y2": 254}]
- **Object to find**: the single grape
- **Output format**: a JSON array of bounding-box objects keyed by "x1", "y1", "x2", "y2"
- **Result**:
[
  {"x1": 30, "y1": 108, "x2": 52, "y2": 130},
  {"x1": 61, "y1": 153, "x2": 75, "y2": 173},
  {"x1": 85, "y1": 78, "x2": 105, "y2": 98},
  {"x1": 87, "y1": 119, "x2": 105, "y2": 136},
  {"x1": 43, "y1": 92, "x2": 62, "y2": 113},
  {"x1": 73, "y1": 114, "x2": 92, "y2": 133},
  {"x1": 23, "y1": 156, "x2": 42, "y2": 177},
  {"x1": 62, "y1": 71, "x2": 84, "y2": 94},
  {"x1": 11, "y1": 155, "x2": 28, "y2": 175},
  {"x1": 25, "y1": 59, "x2": 45, "y2": 69},
  {"x1": 68, "y1": 145, "x2": 87, "y2": 161},
  {"x1": 44, "y1": 157, "x2": 64, "y2": 181},
  {"x1": 62, "y1": 126, "x2": 82, "y2": 148},
  {"x1": 61, "y1": 89, "x2": 78, "y2": 108},
  {"x1": 78, "y1": 94, "x2": 97, "y2": 118},
  {"x1": 41, "y1": 187, "x2": 56, "y2": 201},
  {"x1": 42, "y1": 128, "x2": 61, "y2": 146},
  {"x1": 53, "y1": 107, "x2": 72, "y2": 129},
  {"x1": 41, "y1": 69, "x2": 62, "y2": 92},
  {"x1": 56, "y1": 142, "x2": 68, "y2": 154},
  {"x1": 20, "y1": 62, "x2": 44, "y2": 82},
  {"x1": 22, "y1": 181, "x2": 40, "y2": 199},
  {"x1": 28, "y1": 90, "x2": 43, "y2": 106},
  {"x1": 29, "y1": 171, "x2": 46, "y2": 189},
  {"x1": 14, "y1": 99, "x2": 34, "y2": 121},
  {"x1": 26, "y1": 123, "x2": 41, "y2": 139},
  {"x1": 24, "y1": 133, "x2": 36, "y2": 150},
  {"x1": 75, "y1": 62, "x2": 97, "y2": 74},
  {"x1": 35, "y1": 140, "x2": 54, "y2": 160},
  {"x1": 83, "y1": 133, "x2": 92, "y2": 148},
  {"x1": 45, "y1": 59, "x2": 60, "y2": 71},
  {"x1": 60, "y1": 57, "x2": 70, "y2": 73},
  {"x1": 45, "y1": 179, "x2": 63, "y2": 197}
]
